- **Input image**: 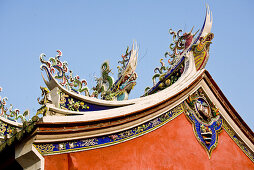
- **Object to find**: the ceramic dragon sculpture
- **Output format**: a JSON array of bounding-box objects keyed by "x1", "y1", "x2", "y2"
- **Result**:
[
  {"x1": 39, "y1": 42, "x2": 138, "y2": 101},
  {"x1": 92, "y1": 41, "x2": 138, "y2": 101},
  {"x1": 144, "y1": 6, "x2": 214, "y2": 95}
]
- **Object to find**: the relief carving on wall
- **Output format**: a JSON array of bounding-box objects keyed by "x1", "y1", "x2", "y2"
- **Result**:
[{"x1": 184, "y1": 87, "x2": 222, "y2": 158}]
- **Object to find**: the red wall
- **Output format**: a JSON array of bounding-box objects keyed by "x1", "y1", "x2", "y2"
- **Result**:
[{"x1": 44, "y1": 114, "x2": 254, "y2": 170}]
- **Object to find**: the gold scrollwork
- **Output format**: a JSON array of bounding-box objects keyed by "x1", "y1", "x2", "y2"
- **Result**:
[{"x1": 34, "y1": 144, "x2": 55, "y2": 155}]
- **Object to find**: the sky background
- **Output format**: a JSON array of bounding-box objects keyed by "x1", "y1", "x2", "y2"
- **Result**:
[{"x1": 0, "y1": 0, "x2": 253, "y2": 130}]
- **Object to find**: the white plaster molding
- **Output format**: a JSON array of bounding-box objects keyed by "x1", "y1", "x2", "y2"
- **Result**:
[
  {"x1": 0, "y1": 116, "x2": 22, "y2": 127},
  {"x1": 43, "y1": 47, "x2": 198, "y2": 109},
  {"x1": 37, "y1": 77, "x2": 254, "y2": 156},
  {"x1": 15, "y1": 137, "x2": 44, "y2": 170},
  {"x1": 50, "y1": 87, "x2": 60, "y2": 108},
  {"x1": 47, "y1": 75, "x2": 135, "y2": 106},
  {"x1": 199, "y1": 80, "x2": 254, "y2": 153},
  {"x1": 35, "y1": 76, "x2": 204, "y2": 143},
  {"x1": 42, "y1": 60, "x2": 203, "y2": 123}
]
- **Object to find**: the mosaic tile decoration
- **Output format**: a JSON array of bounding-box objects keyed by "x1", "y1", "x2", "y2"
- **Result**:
[
  {"x1": 184, "y1": 106, "x2": 222, "y2": 158},
  {"x1": 184, "y1": 87, "x2": 222, "y2": 158},
  {"x1": 34, "y1": 103, "x2": 184, "y2": 155},
  {"x1": 59, "y1": 91, "x2": 116, "y2": 112},
  {"x1": 0, "y1": 120, "x2": 18, "y2": 139},
  {"x1": 223, "y1": 120, "x2": 254, "y2": 162}
]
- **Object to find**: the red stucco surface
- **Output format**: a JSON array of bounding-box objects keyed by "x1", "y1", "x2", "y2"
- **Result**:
[{"x1": 44, "y1": 114, "x2": 254, "y2": 170}]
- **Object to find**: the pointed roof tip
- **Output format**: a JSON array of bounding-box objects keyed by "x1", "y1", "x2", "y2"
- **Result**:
[
  {"x1": 131, "y1": 40, "x2": 139, "y2": 51},
  {"x1": 206, "y1": 4, "x2": 212, "y2": 19},
  {"x1": 206, "y1": 3, "x2": 210, "y2": 11},
  {"x1": 132, "y1": 40, "x2": 135, "y2": 50},
  {"x1": 41, "y1": 72, "x2": 50, "y2": 87}
]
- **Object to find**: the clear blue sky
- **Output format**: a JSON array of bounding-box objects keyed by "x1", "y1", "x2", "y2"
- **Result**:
[{"x1": 0, "y1": 0, "x2": 253, "y2": 130}]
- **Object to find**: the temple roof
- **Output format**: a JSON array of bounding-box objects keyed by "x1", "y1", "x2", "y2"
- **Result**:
[{"x1": 0, "y1": 5, "x2": 253, "y2": 168}]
